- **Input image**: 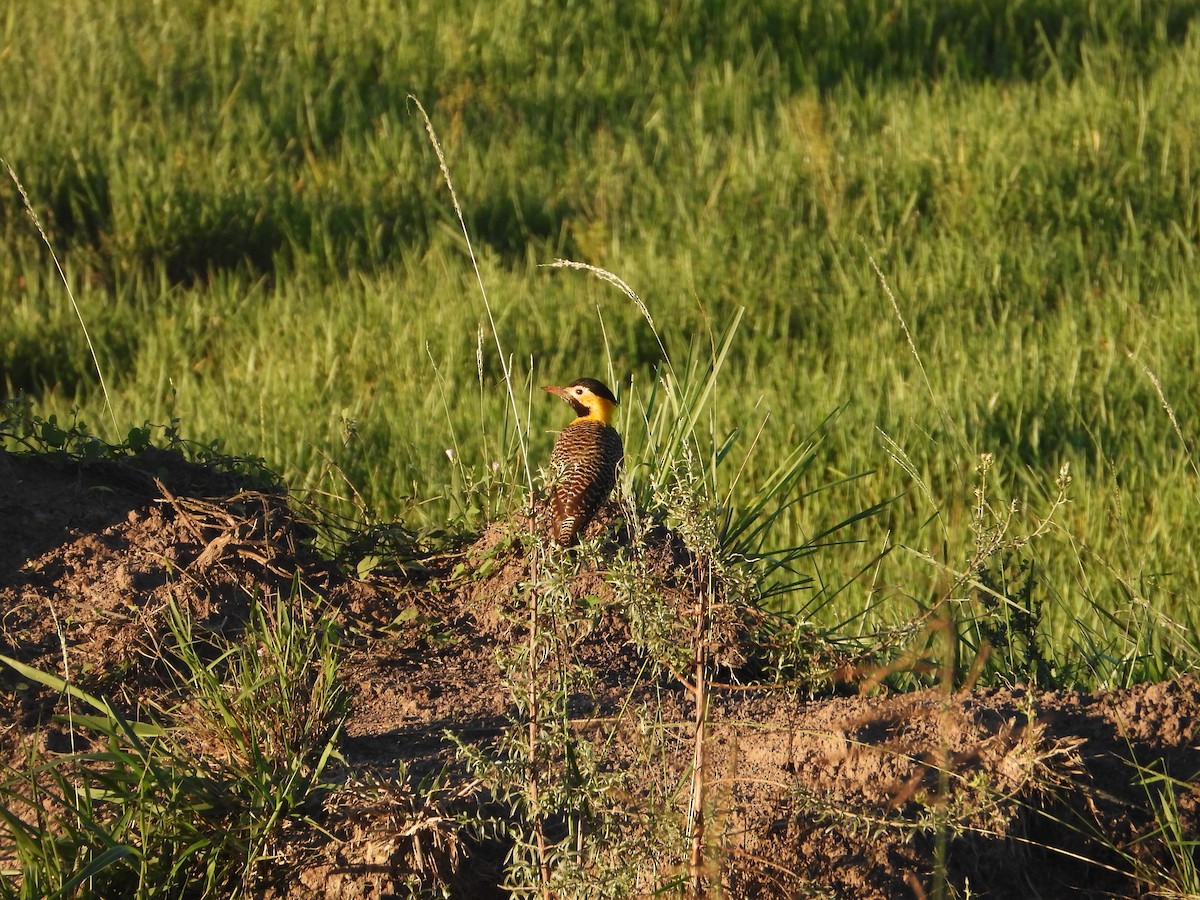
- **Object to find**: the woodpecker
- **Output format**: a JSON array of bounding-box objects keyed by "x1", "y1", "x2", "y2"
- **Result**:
[{"x1": 542, "y1": 378, "x2": 624, "y2": 545}]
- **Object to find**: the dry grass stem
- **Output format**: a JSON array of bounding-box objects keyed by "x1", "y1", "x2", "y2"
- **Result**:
[
  {"x1": 406, "y1": 96, "x2": 532, "y2": 495},
  {"x1": 1128, "y1": 349, "x2": 1200, "y2": 489},
  {"x1": 3, "y1": 158, "x2": 117, "y2": 435},
  {"x1": 544, "y1": 258, "x2": 670, "y2": 366}
]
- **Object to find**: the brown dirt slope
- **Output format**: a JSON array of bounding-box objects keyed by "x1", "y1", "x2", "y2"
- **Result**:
[{"x1": 0, "y1": 449, "x2": 1197, "y2": 898}]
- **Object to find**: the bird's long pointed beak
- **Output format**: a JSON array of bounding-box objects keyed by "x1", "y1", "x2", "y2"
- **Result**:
[{"x1": 542, "y1": 385, "x2": 567, "y2": 398}]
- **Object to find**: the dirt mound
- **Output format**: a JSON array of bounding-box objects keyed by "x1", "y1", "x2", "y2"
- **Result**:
[
  {"x1": 1, "y1": 448, "x2": 1197, "y2": 898},
  {"x1": 0, "y1": 450, "x2": 365, "y2": 744}
]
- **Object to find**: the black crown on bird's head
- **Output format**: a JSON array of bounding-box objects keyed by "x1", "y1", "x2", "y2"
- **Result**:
[{"x1": 566, "y1": 378, "x2": 618, "y2": 405}]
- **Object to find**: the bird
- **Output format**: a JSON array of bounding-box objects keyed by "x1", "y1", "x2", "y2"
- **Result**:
[{"x1": 541, "y1": 377, "x2": 624, "y2": 545}]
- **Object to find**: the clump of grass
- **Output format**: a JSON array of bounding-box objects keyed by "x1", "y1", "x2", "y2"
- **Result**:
[
  {"x1": 322, "y1": 764, "x2": 492, "y2": 897},
  {"x1": 1127, "y1": 760, "x2": 1200, "y2": 897},
  {"x1": 0, "y1": 589, "x2": 344, "y2": 897}
]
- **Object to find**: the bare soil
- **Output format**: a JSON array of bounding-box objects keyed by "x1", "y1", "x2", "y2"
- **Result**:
[{"x1": 1, "y1": 449, "x2": 1197, "y2": 898}]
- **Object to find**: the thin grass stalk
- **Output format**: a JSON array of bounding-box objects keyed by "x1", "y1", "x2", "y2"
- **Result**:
[
  {"x1": 526, "y1": 551, "x2": 551, "y2": 895},
  {"x1": 867, "y1": 251, "x2": 942, "y2": 433},
  {"x1": 2, "y1": 159, "x2": 117, "y2": 437},
  {"x1": 407, "y1": 96, "x2": 532, "y2": 498},
  {"x1": 687, "y1": 574, "x2": 711, "y2": 896},
  {"x1": 1128, "y1": 349, "x2": 1200, "y2": 509},
  {"x1": 543, "y1": 259, "x2": 671, "y2": 375}
]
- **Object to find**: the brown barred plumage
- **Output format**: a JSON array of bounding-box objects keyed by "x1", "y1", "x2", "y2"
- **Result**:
[{"x1": 542, "y1": 378, "x2": 623, "y2": 545}]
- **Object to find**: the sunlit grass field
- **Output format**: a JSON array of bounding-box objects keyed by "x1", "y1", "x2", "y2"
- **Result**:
[{"x1": 4, "y1": 0, "x2": 1200, "y2": 686}]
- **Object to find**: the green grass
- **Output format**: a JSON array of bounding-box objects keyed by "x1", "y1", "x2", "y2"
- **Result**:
[{"x1": 4, "y1": 0, "x2": 1200, "y2": 686}]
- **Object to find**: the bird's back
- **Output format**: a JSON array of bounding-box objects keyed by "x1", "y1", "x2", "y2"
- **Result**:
[{"x1": 548, "y1": 419, "x2": 623, "y2": 544}]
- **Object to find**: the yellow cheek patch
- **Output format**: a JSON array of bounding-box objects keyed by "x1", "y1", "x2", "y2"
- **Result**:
[{"x1": 573, "y1": 395, "x2": 617, "y2": 425}]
